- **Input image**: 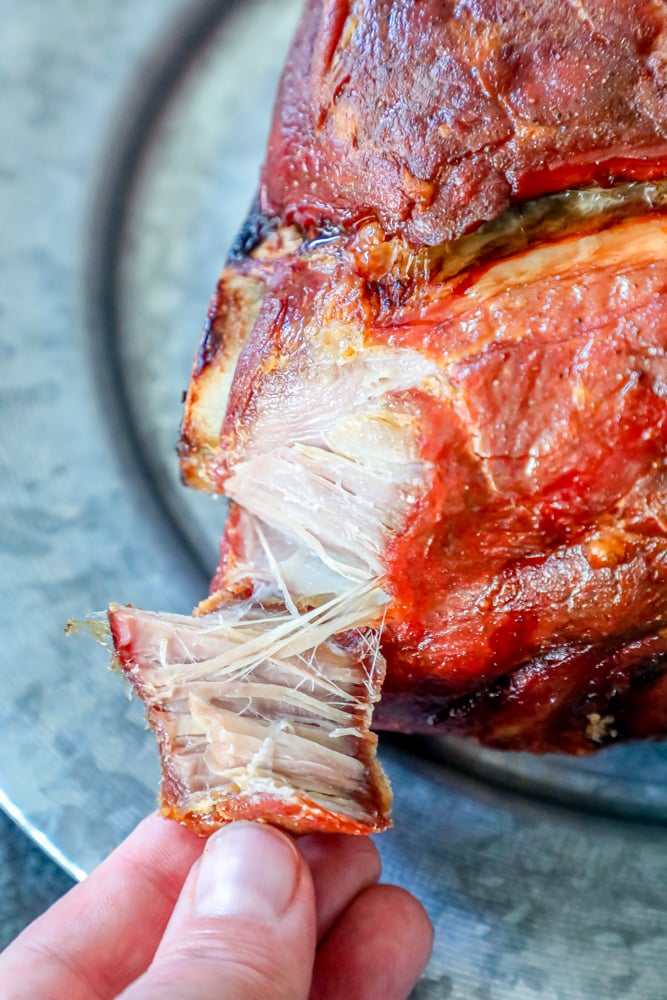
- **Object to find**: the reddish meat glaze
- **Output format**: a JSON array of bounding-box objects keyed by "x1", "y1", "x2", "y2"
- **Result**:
[
  {"x1": 375, "y1": 630, "x2": 667, "y2": 753},
  {"x1": 262, "y1": 0, "x2": 667, "y2": 245},
  {"x1": 378, "y1": 217, "x2": 667, "y2": 696}
]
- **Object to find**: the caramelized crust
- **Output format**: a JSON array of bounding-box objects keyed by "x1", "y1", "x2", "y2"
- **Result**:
[
  {"x1": 180, "y1": 268, "x2": 266, "y2": 492},
  {"x1": 376, "y1": 631, "x2": 667, "y2": 754},
  {"x1": 380, "y1": 216, "x2": 667, "y2": 704},
  {"x1": 262, "y1": 0, "x2": 667, "y2": 245}
]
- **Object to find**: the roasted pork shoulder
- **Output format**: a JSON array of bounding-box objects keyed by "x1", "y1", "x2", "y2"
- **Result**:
[{"x1": 112, "y1": 0, "x2": 667, "y2": 833}]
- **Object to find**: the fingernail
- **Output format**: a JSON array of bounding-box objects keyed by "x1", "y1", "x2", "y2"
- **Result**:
[{"x1": 195, "y1": 822, "x2": 300, "y2": 921}]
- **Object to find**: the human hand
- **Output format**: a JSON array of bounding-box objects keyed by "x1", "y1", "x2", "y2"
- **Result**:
[{"x1": 0, "y1": 815, "x2": 433, "y2": 999}]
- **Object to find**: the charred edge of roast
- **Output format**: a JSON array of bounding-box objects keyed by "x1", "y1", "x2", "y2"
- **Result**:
[
  {"x1": 374, "y1": 631, "x2": 667, "y2": 754},
  {"x1": 227, "y1": 195, "x2": 282, "y2": 261},
  {"x1": 180, "y1": 269, "x2": 267, "y2": 492},
  {"x1": 356, "y1": 179, "x2": 667, "y2": 286}
]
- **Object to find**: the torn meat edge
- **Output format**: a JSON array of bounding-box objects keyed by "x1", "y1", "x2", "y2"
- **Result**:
[{"x1": 107, "y1": 583, "x2": 393, "y2": 835}]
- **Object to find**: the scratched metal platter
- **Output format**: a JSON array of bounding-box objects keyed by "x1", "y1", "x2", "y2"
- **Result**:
[{"x1": 3, "y1": 1, "x2": 667, "y2": 996}]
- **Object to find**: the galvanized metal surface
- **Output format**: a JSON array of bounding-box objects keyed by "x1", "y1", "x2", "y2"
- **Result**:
[{"x1": 3, "y1": 1, "x2": 667, "y2": 995}]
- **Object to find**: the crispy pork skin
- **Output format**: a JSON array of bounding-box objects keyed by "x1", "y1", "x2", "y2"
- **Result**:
[{"x1": 109, "y1": 1, "x2": 667, "y2": 833}]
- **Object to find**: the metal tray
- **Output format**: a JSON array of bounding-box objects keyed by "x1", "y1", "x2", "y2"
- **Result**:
[{"x1": 3, "y1": 1, "x2": 667, "y2": 996}]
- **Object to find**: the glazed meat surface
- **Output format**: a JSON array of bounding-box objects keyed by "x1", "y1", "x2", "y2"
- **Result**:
[{"x1": 262, "y1": 0, "x2": 667, "y2": 244}]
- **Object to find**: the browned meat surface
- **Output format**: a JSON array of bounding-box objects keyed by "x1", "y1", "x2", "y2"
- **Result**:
[
  {"x1": 261, "y1": 0, "x2": 667, "y2": 245},
  {"x1": 376, "y1": 631, "x2": 667, "y2": 754},
  {"x1": 379, "y1": 217, "x2": 667, "y2": 695}
]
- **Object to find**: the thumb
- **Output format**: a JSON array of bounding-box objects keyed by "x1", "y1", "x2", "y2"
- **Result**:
[{"x1": 119, "y1": 821, "x2": 316, "y2": 1000}]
